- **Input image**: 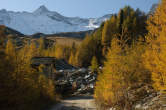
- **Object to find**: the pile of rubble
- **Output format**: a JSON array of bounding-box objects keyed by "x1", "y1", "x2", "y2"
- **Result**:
[
  {"x1": 128, "y1": 84, "x2": 166, "y2": 110},
  {"x1": 107, "y1": 84, "x2": 166, "y2": 110},
  {"x1": 31, "y1": 57, "x2": 98, "y2": 96},
  {"x1": 134, "y1": 91, "x2": 166, "y2": 110},
  {"x1": 54, "y1": 68, "x2": 97, "y2": 96}
]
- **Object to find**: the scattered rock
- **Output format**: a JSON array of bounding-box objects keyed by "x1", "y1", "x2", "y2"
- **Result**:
[
  {"x1": 54, "y1": 68, "x2": 97, "y2": 96},
  {"x1": 129, "y1": 84, "x2": 166, "y2": 110}
]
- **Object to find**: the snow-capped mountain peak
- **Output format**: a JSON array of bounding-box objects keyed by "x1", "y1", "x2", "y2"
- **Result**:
[
  {"x1": 0, "y1": 6, "x2": 112, "y2": 35},
  {"x1": 0, "y1": 9, "x2": 7, "y2": 13},
  {"x1": 33, "y1": 5, "x2": 49, "y2": 14}
]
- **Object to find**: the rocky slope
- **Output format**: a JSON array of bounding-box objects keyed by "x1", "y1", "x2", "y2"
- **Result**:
[
  {"x1": 54, "y1": 68, "x2": 97, "y2": 96},
  {"x1": 107, "y1": 84, "x2": 166, "y2": 110},
  {"x1": 30, "y1": 57, "x2": 97, "y2": 95},
  {"x1": 0, "y1": 5, "x2": 111, "y2": 35}
]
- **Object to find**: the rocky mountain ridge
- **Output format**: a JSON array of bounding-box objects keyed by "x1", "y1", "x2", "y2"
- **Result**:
[{"x1": 0, "y1": 5, "x2": 111, "y2": 35}]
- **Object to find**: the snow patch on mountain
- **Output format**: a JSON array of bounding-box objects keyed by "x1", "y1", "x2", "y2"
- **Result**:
[{"x1": 0, "y1": 5, "x2": 111, "y2": 35}]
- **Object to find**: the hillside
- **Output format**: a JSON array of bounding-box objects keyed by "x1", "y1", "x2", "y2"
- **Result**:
[
  {"x1": 0, "y1": 25, "x2": 86, "y2": 47},
  {"x1": 0, "y1": 25, "x2": 24, "y2": 37}
]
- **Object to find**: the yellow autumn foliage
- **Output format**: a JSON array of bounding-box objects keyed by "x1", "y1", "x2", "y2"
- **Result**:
[
  {"x1": 1, "y1": 41, "x2": 57, "y2": 110},
  {"x1": 95, "y1": 38, "x2": 150, "y2": 108},
  {"x1": 143, "y1": 0, "x2": 166, "y2": 91}
]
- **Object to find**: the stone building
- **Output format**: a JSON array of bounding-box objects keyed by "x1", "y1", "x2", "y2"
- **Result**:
[{"x1": 31, "y1": 57, "x2": 75, "y2": 79}]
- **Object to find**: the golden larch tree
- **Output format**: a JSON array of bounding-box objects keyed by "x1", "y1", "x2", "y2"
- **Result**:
[{"x1": 143, "y1": 0, "x2": 166, "y2": 91}]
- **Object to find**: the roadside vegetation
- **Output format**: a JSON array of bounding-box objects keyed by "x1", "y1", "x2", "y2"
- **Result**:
[
  {"x1": 0, "y1": 31, "x2": 58, "y2": 110},
  {"x1": 94, "y1": 0, "x2": 166, "y2": 109}
]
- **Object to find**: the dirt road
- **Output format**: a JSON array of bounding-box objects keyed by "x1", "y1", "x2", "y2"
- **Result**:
[{"x1": 50, "y1": 95, "x2": 96, "y2": 110}]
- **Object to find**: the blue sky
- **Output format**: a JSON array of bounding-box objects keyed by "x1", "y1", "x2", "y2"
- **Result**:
[{"x1": 0, "y1": 0, "x2": 159, "y2": 18}]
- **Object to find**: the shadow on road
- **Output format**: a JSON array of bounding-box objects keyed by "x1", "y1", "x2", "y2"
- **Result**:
[{"x1": 66, "y1": 95, "x2": 94, "y2": 100}]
